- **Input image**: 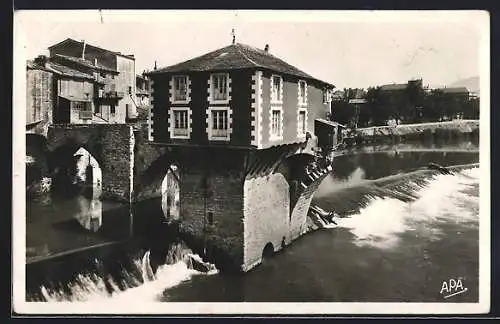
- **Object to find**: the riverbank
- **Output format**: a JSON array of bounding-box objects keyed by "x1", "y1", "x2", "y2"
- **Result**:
[{"x1": 344, "y1": 120, "x2": 480, "y2": 147}]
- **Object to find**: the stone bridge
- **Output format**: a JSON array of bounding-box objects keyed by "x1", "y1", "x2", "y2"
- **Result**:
[{"x1": 42, "y1": 124, "x2": 332, "y2": 273}]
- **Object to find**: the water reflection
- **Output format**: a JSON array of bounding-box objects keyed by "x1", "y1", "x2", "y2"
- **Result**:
[
  {"x1": 72, "y1": 148, "x2": 103, "y2": 232},
  {"x1": 161, "y1": 165, "x2": 180, "y2": 224},
  {"x1": 74, "y1": 192, "x2": 103, "y2": 233}
]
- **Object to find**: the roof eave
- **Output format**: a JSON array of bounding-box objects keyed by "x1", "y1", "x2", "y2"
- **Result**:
[{"x1": 147, "y1": 66, "x2": 334, "y2": 88}]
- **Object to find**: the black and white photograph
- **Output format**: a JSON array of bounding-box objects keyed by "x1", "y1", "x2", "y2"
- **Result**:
[{"x1": 12, "y1": 9, "x2": 490, "y2": 315}]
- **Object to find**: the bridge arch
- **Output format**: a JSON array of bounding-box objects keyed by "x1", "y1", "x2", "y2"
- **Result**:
[
  {"x1": 49, "y1": 144, "x2": 102, "y2": 198},
  {"x1": 261, "y1": 242, "x2": 275, "y2": 261}
]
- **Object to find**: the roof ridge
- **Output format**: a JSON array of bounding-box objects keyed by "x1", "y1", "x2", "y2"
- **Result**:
[{"x1": 234, "y1": 43, "x2": 260, "y2": 68}]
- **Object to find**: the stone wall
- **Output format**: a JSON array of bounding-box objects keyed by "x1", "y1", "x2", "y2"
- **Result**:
[
  {"x1": 47, "y1": 124, "x2": 134, "y2": 202},
  {"x1": 243, "y1": 172, "x2": 290, "y2": 271},
  {"x1": 355, "y1": 120, "x2": 480, "y2": 137}
]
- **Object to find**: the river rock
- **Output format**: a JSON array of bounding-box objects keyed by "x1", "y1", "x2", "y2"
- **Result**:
[{"x1": 185, "y1": 254, "x2": 214, "y2": 273}]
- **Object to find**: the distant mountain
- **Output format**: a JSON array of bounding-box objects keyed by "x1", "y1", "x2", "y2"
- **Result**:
[{"x1": 449, "y1": 76, "x2": 480, "y2": 95}]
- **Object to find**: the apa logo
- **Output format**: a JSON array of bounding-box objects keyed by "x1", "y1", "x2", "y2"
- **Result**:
[{"x1": 440, "y1": 277, "x2": 468, "y2": 299}]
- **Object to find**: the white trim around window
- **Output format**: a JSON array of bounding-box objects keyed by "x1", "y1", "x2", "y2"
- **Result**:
[
  {"x1": 168, "y1": 107, "x2": 192, "y2": 140},
  {"x1": 270, "y1": 74, "x2": 283, "y2": 104},
  {"x1": 207, "y1": 106, "x2": 233, "y2": 141},
  {"x1": 269, "y1": 106, "x2": 284, "y2": 141},
  {"x1": 208, "y1": 73, "x2": 231, "y2": 105},
  {"x1": 298, "y1": 80, "x2": 308, "y2": 107},
  {"x1": 170, "y1": 75, "x2": 191, "y2": 104},
  {"x1": 297, "y1": 108, "x2": 308, "y2": 138}
]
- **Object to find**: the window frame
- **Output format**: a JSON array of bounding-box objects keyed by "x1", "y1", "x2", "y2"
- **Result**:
[
  {"x1": 269, "y1": 107, "x2": 283, "y2": 141},
  {"x1": 207, "y1": 106, "x2": 231, "y2": 141},
  {"x1": 298, "y1": 80, "x2": 308, "y2": 106},
  {"x1": 210, "y1": 73, "x2": 230, "y2": 104},
  {"x1": 169, "y1": 107, "x2": 191, "y2": 139},
  {"x1": 172, "y1": 75, "x2": 189, "y2": 104},
  {"x1": 271, "y1": 74, "x2": 283, "y2": 104},
  {"x1": 323, "y1": 88, "x2": 333, "y2": 104},
  {"x1": 297, "y1": 108, "x2": 307, "y2": 138}
]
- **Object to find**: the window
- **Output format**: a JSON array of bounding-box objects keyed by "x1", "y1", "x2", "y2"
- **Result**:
[
  {"x1": 298, "y1": 110, "x2": 306, "y2": 136},
  {"x1": 207, "y1": 212, "x2": 214, "y2": 225},
  {"x1": 173, "y1": 75, "x2": 187, "y2": 102},
  {"x1": 299, "y1": 80, "x2": 307, "y2": 105},
  {"x1": 172, "y1": 109, "x2": 189, "y2": 138},
  {"x1": 211, "y1": 73, "x2": 228, "y2": 101},
  {"x1": 323, "y1": 88, "x2": 332, "y2": 104},
  {"x1": 208, "y1": 108, "x2": 230, "y2": 140},
  {"x1": 110, "y1": 105, "x2": 116, "y2": 114},
  {"x1": 271, "y1": 75, "x2": 282, "y2": 103},
  {"x1": 72, "y1": 101, "x2": 89, "y2": 111},
  {"x1": 271, "y1": 109, "x2": 282, "y2": 138}
]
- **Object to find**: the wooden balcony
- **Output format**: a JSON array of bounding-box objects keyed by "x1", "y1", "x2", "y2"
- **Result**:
[{"x1": 95, "y1": 91, "x2": 124, "y2": 100}]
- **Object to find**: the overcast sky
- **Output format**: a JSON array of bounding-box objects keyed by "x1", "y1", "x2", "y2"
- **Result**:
[{"x1": 14, "y1": 10, "x2": 487, "y2": 89}]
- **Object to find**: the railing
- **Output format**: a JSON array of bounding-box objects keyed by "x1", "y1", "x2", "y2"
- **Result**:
[
  {"x1": 95, "y1": 75, "x2": 111, "y2": 84},
  {"x1": 96, "y1": 91, "x2": 124, "y2": 99},
  {"x1": 173, "y1": 128, "x2": 189, "y2": 137},
  {"x1": 79, "y1": 110, "x2": 93, "y2": 120}
]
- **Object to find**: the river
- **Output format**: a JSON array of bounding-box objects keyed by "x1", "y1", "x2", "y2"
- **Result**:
[{"x1": 25, "y1": 139, "x2": 480, "y2": 304}]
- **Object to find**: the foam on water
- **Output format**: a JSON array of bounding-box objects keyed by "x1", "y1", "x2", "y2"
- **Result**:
[
  {"x1": 334, "y1": 167, "x2": 479, "y2": 249},
  {"x1": 37, "y1": 244, "x2": 218, "y2": 303}
]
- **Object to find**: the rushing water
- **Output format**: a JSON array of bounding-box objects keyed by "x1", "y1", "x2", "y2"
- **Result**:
[{"x1": 25, "y1": 141, "x2": 480, "y2": 303}]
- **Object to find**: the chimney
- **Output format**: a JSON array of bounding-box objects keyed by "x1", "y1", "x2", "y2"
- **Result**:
[
  {"x1": 81, "y1": 40, "x2": 86, "y2": 59},
  {"x1": 34, "y1": 55, "x2": 48, "y2": 67},
  {"x1": 94, "y1": 58, "x2": 98, "y2": 66},
  {"x1": 264, "y1": 44, "x2": 269, "y2": 52},
  {"x1": 154, "y1": 61, "x2": 157, "y2": 70}
]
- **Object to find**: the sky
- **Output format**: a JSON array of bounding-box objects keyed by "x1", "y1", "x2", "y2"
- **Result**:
[{"x1": 14, "y1": 10, "x2": 488, "y2": 90}]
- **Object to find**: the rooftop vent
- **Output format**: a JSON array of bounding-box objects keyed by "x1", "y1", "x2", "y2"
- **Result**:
[{"x1": 264, "y1": 44, "x2": 269, "y2": 52}]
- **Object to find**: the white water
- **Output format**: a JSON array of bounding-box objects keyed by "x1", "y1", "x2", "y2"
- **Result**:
[
  {"x1": 38, "y1": 244, "x2": 218, "y2": 303},
  {"x1": 335, "y1": 167, "x2": 480, "y2": 249},
  {"x1": 34, "y1": 168, "x2": 479, "y2": 303}
]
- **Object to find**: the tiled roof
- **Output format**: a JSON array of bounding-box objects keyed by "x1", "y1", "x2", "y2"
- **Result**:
[
  {"x1": 27, "y1": 59, "x2": 94, "y2": 80},
  {"x1": 438, "y1": 87, "x2": 470, "y2": 94},
  {"x1": 54, "y1": 54, "x2": 118, "y2": 73},
  {"x1": 49, "y1": 38, "x2": 135, "y2": 60},
  {"x1": 379, "y1": 83, "x2": 407, "y2": 91},
  {"x1": 149, "y1": 43, "x2": 334, "y2": 87},
  {"x1": 59, "y1": 94, "x2": 92, "y2": 102},
  {"x1": 45, "y1": 62, "x2": 95, "y2": 80}
]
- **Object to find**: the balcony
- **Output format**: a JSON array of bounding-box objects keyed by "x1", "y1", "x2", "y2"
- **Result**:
[
  {"x1": 95, "y1": 91, "x2": 124, "y2": 100},
  {"x1": 95, "y1": 75, "x2": 112, "y2": 85},
  {"x1": 79, "y1": 110, "x2": 93, "y2": 120}
]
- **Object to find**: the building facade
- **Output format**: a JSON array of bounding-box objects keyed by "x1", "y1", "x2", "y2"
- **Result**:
[
  {"x1": 147, "y1": 42, "x2": 335, "y2": 272},
  {"x1": 48, "y1": 38, "x2": 138, "y2": 124},
  {"x1": 148, "y1": 43, "x2": 334, "y2": 148},
  {"x1": 26, "y1": 60, "x2": 54, "y2": 132}
]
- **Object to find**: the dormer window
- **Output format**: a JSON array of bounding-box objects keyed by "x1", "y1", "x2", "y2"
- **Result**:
[
  {"x1": 298, "y1": 80, "x2": 307, "y2": 105},
  {"x1": 173, "y1": 75, "x2": 188, "y2": 102},
  {"x1": 271, "y1": 75, "x2": 283, "y2": 103},
  {"x1": 211, "y1": 73, "x2": 229, "y2": 102}
]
